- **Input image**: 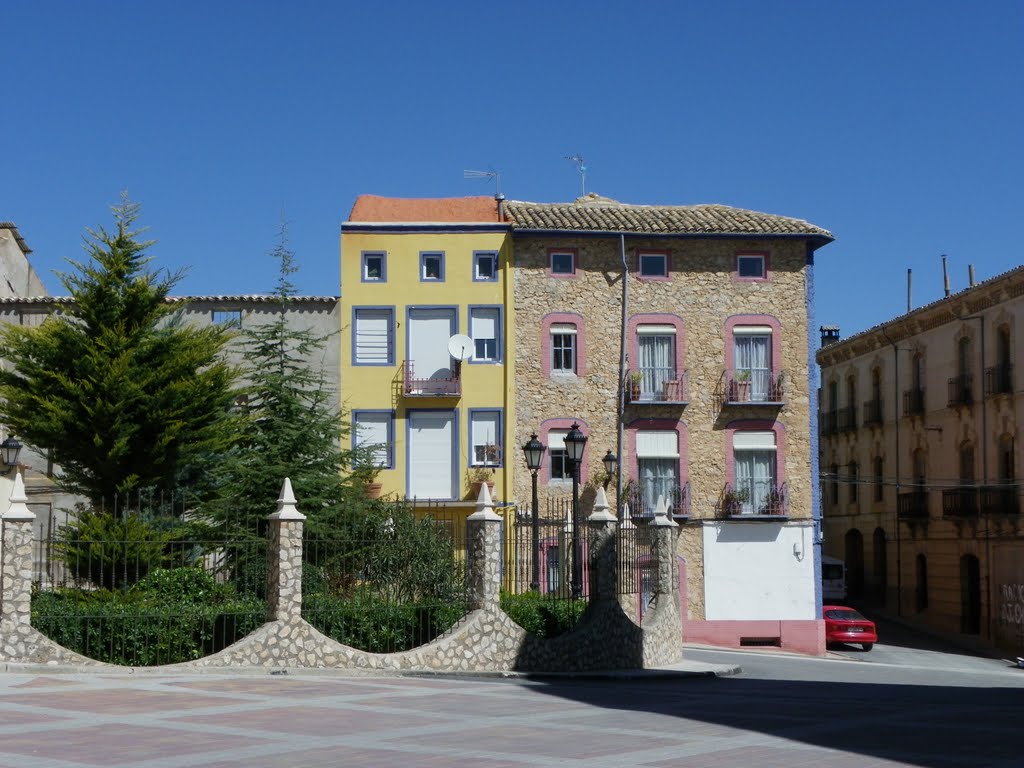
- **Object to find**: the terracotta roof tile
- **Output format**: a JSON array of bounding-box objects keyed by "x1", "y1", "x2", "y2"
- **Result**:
[
  {"x1": 504, "y1": 194, "x2": 833, "y2": 241},
  {"x1": 348, "y1": 195, "x2": 501, "y2": 223}
]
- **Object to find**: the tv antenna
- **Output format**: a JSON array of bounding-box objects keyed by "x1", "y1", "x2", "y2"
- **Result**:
[
  {"x1": 463, "y1": 169, "x2": 502, "y2": 197},
  {"x1": 565, "y1": 154, "x2": 587, "y2": 197}
]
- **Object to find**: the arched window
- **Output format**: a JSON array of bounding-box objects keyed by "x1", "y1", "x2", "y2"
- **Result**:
[{"x1": 848, "y1": 461, "x2": 858, "y2": 504}]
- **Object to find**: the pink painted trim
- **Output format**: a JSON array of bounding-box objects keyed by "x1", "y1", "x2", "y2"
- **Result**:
[
  {"x1": 724, "y1": 419, "x2": 787, "y2": 486},
  {"x1": 541, "y1": 312, "x2": 586, "y2": 377},
  {"x1": 546, "y1": 247, "x2": 579, "y2": 279},
  {"x1": 627, "y1": 313, "x2": 686, "y2": 380},
  {"x1": 734, "y1": 250, "x2": 771, "y2": 282},
  {"x1": 724, "y1": 313, "x2": 782, "y2": 375},
  {"x1": 539, "y1": 417, "x2": 591, "y2": 486},
  {"x1": 635, "y1": 249, "x2": 672, "y2": 282},
  {"x1": 685, "y1": 619, "x2": 825, "y2": 656},
  {"x1": 623, "y1": 417, "x2": 689, "y2": 485}
]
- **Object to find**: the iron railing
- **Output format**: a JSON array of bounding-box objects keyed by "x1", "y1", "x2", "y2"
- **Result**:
[
  {"x1": 403, "y1": 360, "x2": 461, "y2": 397},
  {"x1": 862, "y1": 398, "x2": 883, "y2": 426},
  {"x1": 820, "y1": 410, "x2": 838, "y2": 436},
  {"x1": 985, "y1": 363, "x2": 1013, "y2": 396},
  {"x1": 625, "y1": 368, "x2": 688, "y2": 404},
  {"x1": 947, "y1": 374, "x2": 974, "y2": 407},
  {"x1": 980, "y1": 485, "x2": 1019, "y2": 516},
  {"x1": 716, "y1": 482, "x2": 787, "y2": 518},
  {"x1": 942, "y1": 487, "x2": 979, "y2": 518},
  {"x1": 897, "y1": 490, "x2": 929, "y2": 519},
  {"x1": 724, "y1": 370, "x2": 785, "y2": 404},
  {"x1": 837, "y1": 405, "x2": 857, "y2": 433},
  {"x1": 903, "y1": 387, "x2": 925, "y2": 417},
  {"x1": 621, "y1": 481, "x2": 691, "y2": 520}
]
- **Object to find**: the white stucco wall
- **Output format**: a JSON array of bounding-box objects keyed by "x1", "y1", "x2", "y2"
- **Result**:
[{"x1": 703, "y1": 521, "x2": 817, "y2": 620}]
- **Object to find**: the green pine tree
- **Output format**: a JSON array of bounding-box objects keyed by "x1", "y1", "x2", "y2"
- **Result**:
[{"x1": 0, "y1": 194, "x2": 239, "y2": 502}]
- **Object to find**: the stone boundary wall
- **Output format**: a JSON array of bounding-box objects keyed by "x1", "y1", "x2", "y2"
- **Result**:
[{"x1": 0, "y1": 479, "x2": 683, "y2": 673}]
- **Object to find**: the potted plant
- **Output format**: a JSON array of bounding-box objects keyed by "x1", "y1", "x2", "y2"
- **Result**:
[
  {"x1": 758, "y1": 487, "x2": 784, "y2": 515},
  {"x1": 722, "y1": 487, "x2": 749, "y2": 517},
  {"x1": 628, "y1": 370, "x2": 644, "y2": 401},
  {"x1": 467, "y1": 464, "x2": 495, "y2": 497},
  {"x1": 353, "y1": 463, "x2": 383, "y2": 499},
  {"x1": 731, "y1": 369, "x2": 751, "y2": 402}
]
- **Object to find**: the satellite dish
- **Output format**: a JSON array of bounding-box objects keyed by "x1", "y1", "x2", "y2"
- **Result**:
[{"x1": 447, "y1": 334, "x2": 474, "y2": 361}]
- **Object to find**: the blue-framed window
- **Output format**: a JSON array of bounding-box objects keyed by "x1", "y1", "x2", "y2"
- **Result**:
[
  {"x1": 420, "y1": 252, "x2": 445, "y2": 282},
  {"x1": 469, "y1": 305, "x2": 502, "y2": 363},
  {"x1": 212, "y1": 309, "x2": 242, "y2": 328},
  {"x1": 469, "y1": 409, "x2": 503, "y2": 467},
  {"x1": 638, "y1": 250, "x2": 668, "y2": 278},
  {"x1": 352, "y1": 307, "x2": 395, "y2": 365},
  {"x1": 473, "y1": 251, "x2": 498, "y2": 282},
  {"x1": 361, "y1": 252, "x2": 387, "y2": 282},
  {"x1": 353, "y1": 410, "x2": 394, "y2": 468},
  {"x1": 549, "y1": 250, "x2": 576, "y2": 276}
]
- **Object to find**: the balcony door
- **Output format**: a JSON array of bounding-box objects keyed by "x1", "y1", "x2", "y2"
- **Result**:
[
  {"x1": 408, "y1": 308, "x2": 456, "y2": 387},
  {"x1": 407, "y1": 410, "x2": 456, "y2": 499}
]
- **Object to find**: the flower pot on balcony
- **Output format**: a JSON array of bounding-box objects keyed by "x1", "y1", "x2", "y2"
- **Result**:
[
  {"x1": 471, "y1": 481, "x2": 495, "y2": 498},
  {"x1": 364, "y1": 482, "x2": 383, "y2": 500}
]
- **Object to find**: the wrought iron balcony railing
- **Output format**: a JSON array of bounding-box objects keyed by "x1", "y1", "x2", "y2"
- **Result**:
[
  {"x1": 985, "y1": 363, "x2": 1013, "y2": 397},
  {"x1": 980, "y1": 485, "x2": 1019, "y2": 516},
  {"x1": 820, "y1": 410, "x2": 838, "y2": 437},
  {"x1": 862, "y1": 399, "x2": 883, "y2": 426},
  {"x1": 947, "y1": 374, "x2": 973, "y2": 408},
  {"x1": 942, "y1": 487, "x2": 979, "y2": 519},
  {"x1": 837, "y1": 405, "x2": 857, "y2": 433},
  {"x1": 402, "y1": 360, "x2": 461, "y2": 397},
  {"x1": 724, "y1": 370, "x2": 785, "y2": 404},
  {"x1": 903, "y1": 387, "x2": 925, "y2": 417},
  {"x1": 625, "y1": 368, "x2": 688, "y2": 404},
  {"x1": 716, "y1": 482, "x2": 787, "y2": 518},
  {"x1": 897, "y1": 490, "x2": 929, "y2": 520},
  {"x1": 622, "y1": 481, "x2": 690, "y2": 520}
]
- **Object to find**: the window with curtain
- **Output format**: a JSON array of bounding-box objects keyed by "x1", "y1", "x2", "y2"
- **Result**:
[
  {"x1": 637, "y1": 326, "x2": 676, "y2": 399},
  {"x1": 733, "y1": 431, "x2": 777, "y2": 514},
  {"x1": 733, "y1": 327, "x2": 772, "y2": 401},
  {"x1": 635, "y1": 430, "x2": 679, "y2": 516},
  {"x1": 470, "y1": 306, "x2": 500, "y2": 362},
  {"x1": 548, "y1": 429, "x2": 571, "y2": 480},
  {"x1": 470, "y1": 410, "x2": 501, "y2": 466}
]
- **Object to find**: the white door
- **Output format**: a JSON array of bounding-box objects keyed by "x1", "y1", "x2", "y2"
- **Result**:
[
  {"x1": 409, "y1": 308, "x2": 455, "y2": 383},
  {"x1": 408, "y1": 410, "x2": 456, "y2": 499}
]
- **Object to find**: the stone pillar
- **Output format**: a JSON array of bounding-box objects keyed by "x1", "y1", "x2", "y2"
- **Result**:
[
  {"x1": 266, "y1": 478, "x2": 306, "y2": 623},
  {"x1": 587, "y1": 486, "x2": 618, "y2": 601},
  {"x1": 649, "y1": 495, "x2": 680, "y2": 598},
  {"x1": 466, "y1": 481, "x2": 502, "y2": 611},
  {"x1": 1, "y1": 472, "x2": 35, "y2": 633}
]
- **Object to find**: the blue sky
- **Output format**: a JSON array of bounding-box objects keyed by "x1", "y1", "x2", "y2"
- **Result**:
[{"x1": 3, "y1": 1, "x2": 1021, "y2": 338}]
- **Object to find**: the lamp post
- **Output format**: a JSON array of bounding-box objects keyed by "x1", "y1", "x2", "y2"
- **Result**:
[
  {"x1": 0, "y1": 437, "x2": 22, "y2": 471},
  {"x1": 521, "y1": 433, "x2": 546, "y2": 592},
  {"x1": 602, "y1": 450, "x2": 618, "y2": 488},
  {"x1": 563, "y1": 422, "x2": 587, "y2": 599}
]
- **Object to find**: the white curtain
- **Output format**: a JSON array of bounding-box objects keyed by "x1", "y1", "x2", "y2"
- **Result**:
[
  {"x1": 638, "y1": 334, "x2": 674, "y2": 397},
  {"x1": 734, "y1": 334, "x2": 771, "y2": 400},
  {"x1": 639, "y1": 458, "x2": 677, "y2": 515},
  {"x1": 735, "y1": 450, "x2": 776, "y2": 513}
]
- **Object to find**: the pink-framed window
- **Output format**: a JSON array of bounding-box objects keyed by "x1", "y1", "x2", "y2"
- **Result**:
[
  {"x1": 636, "y1": 249, "x2": 671, "y2": 281},
  {"x1": 735, "y1": 251, "x2": 770, "y2": 282},
  {"x1": 624, "y1": 417, "x2": 688, "y2": 517},
  {"x1": 725, "y1": 418, "x2": 787, "y2": 515},
  {"x1": 627, "y1": 313, "x2": 685, "y2": 397},
  {"x1": 541, "y1": 312, "x2": 586, "y2": 377},
  {"x1": 725, "y1": 314, "x2": 782, "y2": 382},
  {"x1": 539, "y1": 417, "x2": 590, "y2": 486},
  {"x1": 547, "y1": 248, "x2": 579, "y2": 278}
]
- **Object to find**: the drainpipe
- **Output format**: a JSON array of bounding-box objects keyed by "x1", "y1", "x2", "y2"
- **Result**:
[
  {"x1": 617, "y1": 234, "x2": 628, "y2": 517},
  {"x1": 880, "y1": 326, "x2": 902, "y2": 617}
]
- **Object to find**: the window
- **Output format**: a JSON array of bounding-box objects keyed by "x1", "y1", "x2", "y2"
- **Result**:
[
  {"x1": 635, "y1": 430, "x2": 679, "y2": 517},
  {"x1": 849, "y1": 461, "x2": 858, "y2": 503},
  {"x1": 636, "y1": 325, "x2": 677, "y2": 399},
  {"x1": 212, "y1": 310, "x2": 241, "y2": 328},
  {"x1": 473, "y1": 252, "x2": 497, "y2": 281},
  {"x1": 469, "y1": 306, "x2": 501, "y2": 362},
  {"x1": 736, "y1": 252, "x2": 767, "y2": 279},
  {"x1": 734, "y1": 326, "x2": 773, "y2": 401},
  {"x1": 352, "y1": 307, "x2": 394, "y2": 365},
  {"x1": 551, "y1": 324, "x2": 577, "y2": 374},
  {"x1": 874, "y1": 457, "x2": 884, "y2": 502},
  {"x1": 362, "y1": 252, "x2": 386, "y2": 282},
  {"x1": 548, "y1": 429, "x2": 571, "y2": 480},
  {"x1": 638, "y1": 250, "x2": 668, "y2": 279},
  {"x1": 733, "y1": 431, "x2": 777, "y2": 515},
  {"x1": 470, "y1": 409, "x2": 502, "y2": 466},
  {"x1": 420, "y1": 252, "x2": 445, "y2": 281},
  {"x1": 353, "y1": 411, "x2": 393, "y2": 468},
  {"x1": 548, "y1": 250, "x2": 576, "y2": 276}
]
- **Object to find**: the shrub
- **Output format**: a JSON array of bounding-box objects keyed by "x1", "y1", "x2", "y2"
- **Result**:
[{"x1": 500, "y1": 591, "x2": 587, "y2": 638}]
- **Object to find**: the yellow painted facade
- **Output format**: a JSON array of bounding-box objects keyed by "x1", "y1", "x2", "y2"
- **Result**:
[{"x1": 340, "y1": 223, "x2": 515, "y2": 507}]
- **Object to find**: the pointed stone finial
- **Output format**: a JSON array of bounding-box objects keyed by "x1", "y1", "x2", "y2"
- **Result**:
[
  {"x1": 620, "y1": 501, "x2": 635, "y2": 529},
  {"x1": 3, "y1": 471, "x2": 34, "y2": 521},
  {"x1": 650, "y1": 494, "x2": 678, "y2": 527},
  {"x1": 588, "y1": 486, "x2": 616, "y2": 522},
  {"x1": 269, "y1": 477, "x2": 306, "y2": 520},
  {"x1": 467, "y1": 478, "x2": 501, "y2": 520}
]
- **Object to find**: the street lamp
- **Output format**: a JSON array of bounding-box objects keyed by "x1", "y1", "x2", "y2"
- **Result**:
[
  {"x1": 563, "y1": 422, "x2": 588, "y2": 599},
  {"x1": 0, "y1": 436, "x2": 22, "y2": 469},
  {"x1": 602, "y1": 450, "x2": 618, "y2": 488},
  {"x1": 521, "y1": 433, "x2": 546, "y2": 592}
]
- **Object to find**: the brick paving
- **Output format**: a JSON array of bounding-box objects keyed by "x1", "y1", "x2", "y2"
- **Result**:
[{"x1": 0, "y1": 665, "x2": 1018, "y2": 767}]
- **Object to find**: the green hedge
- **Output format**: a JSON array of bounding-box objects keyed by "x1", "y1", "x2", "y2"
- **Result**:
[
  {"x1": 500, "y1": 591, "x2": 587, "y2": 638},
  {"x1": 32, "y1": 567, "x2": 265, "y2": 666}
]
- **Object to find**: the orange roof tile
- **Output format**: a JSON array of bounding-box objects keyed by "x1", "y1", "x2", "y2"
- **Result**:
[{"x1": 348, "y1": 195, "x2": 501, "y2": 223}]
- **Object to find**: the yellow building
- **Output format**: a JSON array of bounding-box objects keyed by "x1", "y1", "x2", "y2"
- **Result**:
[{"x1": 340, "y1": 195, "x2": 514, "y2": 509}]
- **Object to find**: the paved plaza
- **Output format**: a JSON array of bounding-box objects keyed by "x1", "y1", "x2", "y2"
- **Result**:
[{"x1": 0, "y1": 657, "x2": 1020, "y2": 768}]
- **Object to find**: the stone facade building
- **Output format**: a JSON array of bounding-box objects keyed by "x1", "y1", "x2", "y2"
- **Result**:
[
  {"x1": 817, "y1": 265, "x2": 1024, "y2": 657},
  {"x1": 505, "y1": 194, "x2": 833, "y2": 653}
]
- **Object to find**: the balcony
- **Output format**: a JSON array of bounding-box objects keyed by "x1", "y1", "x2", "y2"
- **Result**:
[
  {"x1": 980, "y1": 485, "x2": 1019, "y2": 516},
  {"x1": 863, "y1": 399, "x2": 883, "y2": 426},
  {"x1": 402, "y1": 361, "x2": 461, "y2": 397},
  {"x1": 837, "y1": 405, "x2": 857, "y2": 433},
  {"x1": 723, "y1": 370, "x2": 785, "y2": 405},
  {"x1": 942, "y1": 487, "x2": 979, "y2": 519},
  {"x1": 625, "y1": 368, "x2": 688, "y2": 405},
  {"x1": 903, "y1": 387, "x2": 925, "y2": 417},
  {"x1": 622, "y1": 481, "x2": 690, "y2": 521},
  {"x1": 717, "y1": 482, "x2": 788, "y2": 519},
  {"x1": 820, "y1": 410, "x2": 838, "y2": 437},
  {"x1": 985, "y1": 363, "x2": 1013, "y2": 397},
  {"x1": 947, "y1": 374, "x2": 974, "y2": 408},
  {"x1": 897, "y1": 490, "x2": 929, "y2": 520}
]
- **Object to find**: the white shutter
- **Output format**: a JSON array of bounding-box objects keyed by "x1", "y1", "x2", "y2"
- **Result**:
[
  {"x1": 355, "y1": 310, "x2": 391, "y2": 364},
  {"x1": 733, "y1": 431, "x2": 776, "y2": 450},
  {"x1": 408, "y1": 411, "x2": 455, "y2": 498},
  {"x1": 547, "y1": 430, "x2": 568, "y2": 450},
  {"x1": 636, "y1": 431, "x2": 678, "y2": 458},
  {"x1": 471, "y1": 309, "x2": 498, "y2": 340},
  {"x1": 733, "y1": 325, "x2": 773, "y2": 335},
  {"x1": 637, "y1": 325, "x2": 676, "y2": 335},
  {"x1": 355, "y1": 413, "x2": 389, "y2": 466}
]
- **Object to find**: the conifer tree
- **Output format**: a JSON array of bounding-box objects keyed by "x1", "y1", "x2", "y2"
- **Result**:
[{"x1": 0, "y1": 195, "x2": 238, "y2": 502}]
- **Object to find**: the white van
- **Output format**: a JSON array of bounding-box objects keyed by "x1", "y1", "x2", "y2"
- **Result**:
[{"x1": 821, "y1": 555, "x2": 847, "y2": 602}]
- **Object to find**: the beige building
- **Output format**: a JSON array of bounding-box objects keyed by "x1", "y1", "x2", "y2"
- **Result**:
[
  {"x1": 505, "y1": 194, "x2": 833, "y2": 653},
  {"x1": 817, "y1": 265, "x2": 1024, "y2": 656}
]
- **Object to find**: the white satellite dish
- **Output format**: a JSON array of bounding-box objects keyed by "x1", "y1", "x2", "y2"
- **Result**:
[{"x1": 447, "y1": 334, "x2": 474, "y2": 361}]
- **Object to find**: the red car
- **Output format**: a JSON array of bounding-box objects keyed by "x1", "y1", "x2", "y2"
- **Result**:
[{"x1": 823, "y1": 605, "x2": 878, "y2": 651}]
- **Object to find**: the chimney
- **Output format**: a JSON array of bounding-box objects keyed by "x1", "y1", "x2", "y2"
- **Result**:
[
  {"x1": 969, "y1": 264, "x2": 975, "y2": 288},
  {"x1": 942, "y1": 254, "x2": 950, "y2": 298},
  {"x1": 820, "y1": 325, "x2": 841, "y2": 347},
  {"x1": 495, "y1": 193, "x2": 506, "y2": 221}
]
